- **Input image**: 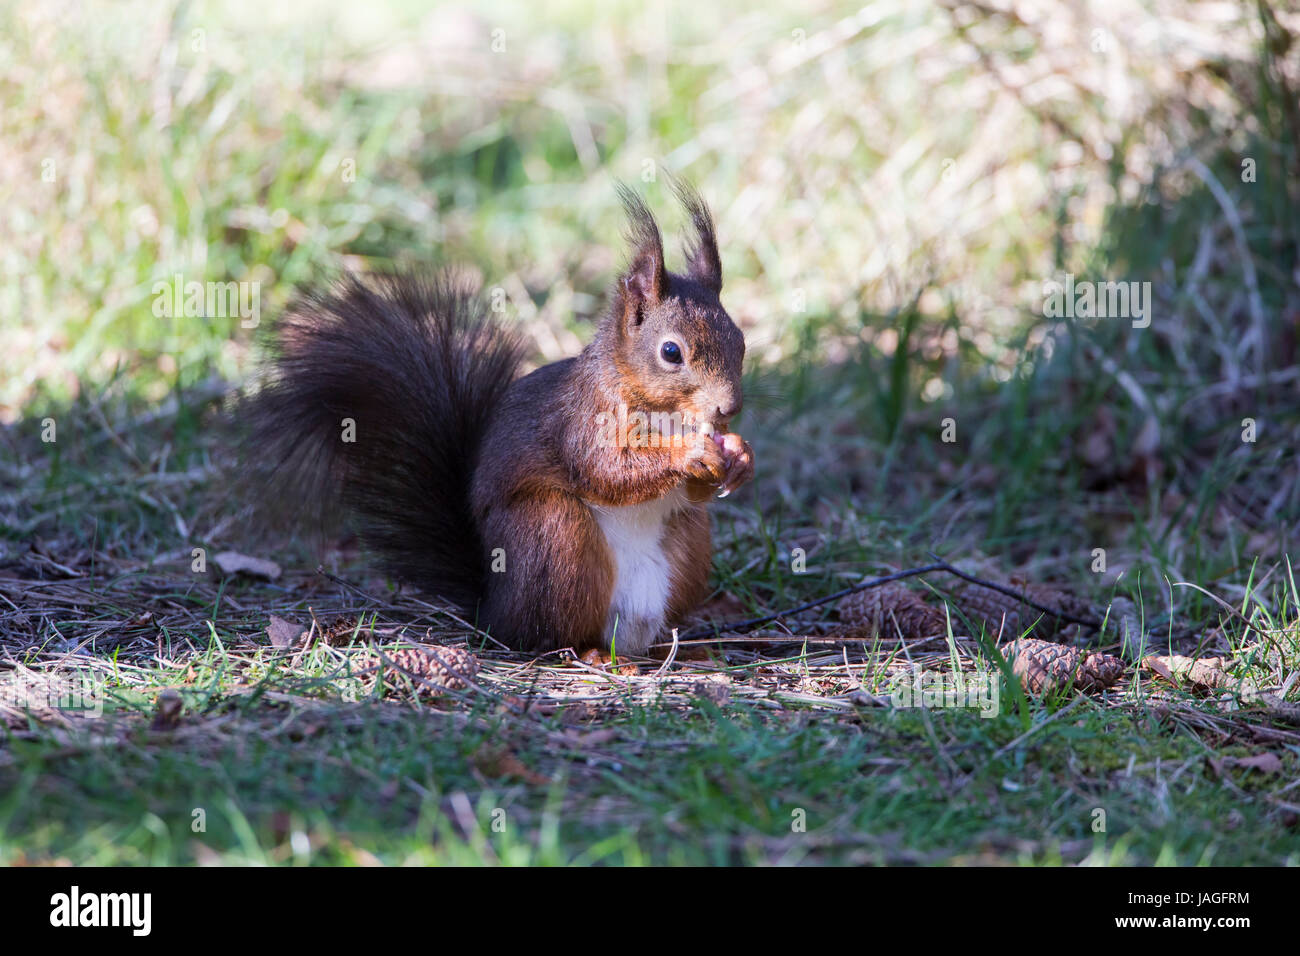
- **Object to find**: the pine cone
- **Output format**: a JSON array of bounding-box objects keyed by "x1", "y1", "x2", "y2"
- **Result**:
[
  {"x1": 320, "y1": 615, "x2": 362, "y2": 646},
  {"x1": 364, "y1": 645, "x2": 480, "y2": 697},
  {"x1": 840, "y1": 584, "x2": 948, "y2": 640},
  {"x1": 1000, "y1": 637, "x2": 1125, "y2": 694},
  {"x1": 947, "y1": 578, "x2": 1094, "y2": 640}
]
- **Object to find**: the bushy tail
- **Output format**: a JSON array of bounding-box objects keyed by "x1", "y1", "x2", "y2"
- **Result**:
[{"x1": 243, "y1": 273, "x2": 527, "y2": 608}]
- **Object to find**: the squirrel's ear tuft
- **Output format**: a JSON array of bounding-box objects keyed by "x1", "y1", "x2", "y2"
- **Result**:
[
  {"x1": 616, "y1": 184, "x2": 665, "y2": 325},
  {"x1": 670, "y1": 176, "x2": 722, "y2": 293}
]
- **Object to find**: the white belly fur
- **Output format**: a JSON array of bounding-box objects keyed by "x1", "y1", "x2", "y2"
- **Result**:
[{"x1": 589, "y1": 487, "x2": 687, "y2": 656}]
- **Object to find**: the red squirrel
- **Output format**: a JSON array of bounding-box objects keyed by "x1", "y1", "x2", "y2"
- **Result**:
[{"x1": 248, "y1": 181, "x2": 753, "y2": 655}]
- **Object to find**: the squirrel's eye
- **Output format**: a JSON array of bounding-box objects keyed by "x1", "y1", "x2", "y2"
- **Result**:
[{"x1": 660, "y1": 341, "x2": 684, "y2": 365}]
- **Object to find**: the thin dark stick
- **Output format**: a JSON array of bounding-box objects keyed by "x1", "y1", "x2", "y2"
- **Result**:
[
  {"x1": 317, "y1": 560, "x2": 1106, "y2": 646},
  {"x1": 676, "y1": 563, "x2": 948, "y2": 640},
  {"x1": 924, "y1": 556, "x2": 1104, "y2": 630},
  {"x1": 677, "y1": 559, "x2": 1104, "y2": 642}
]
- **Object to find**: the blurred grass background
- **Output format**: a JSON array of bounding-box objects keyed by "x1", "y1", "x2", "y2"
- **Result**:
[{"x1": 1, "y1": 0, "x2": 1297, "y2": 600}]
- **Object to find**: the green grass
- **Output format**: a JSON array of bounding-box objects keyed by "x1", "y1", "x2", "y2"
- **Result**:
[
  {"x1": 2, "y1": 0, "x2": 1298, "y2": 865},
  {"x1": 5, "y1": 674, "x2": 1298, "y2": 866},
  {"x1": 0, "y1": 469, "x2": 1295, "y2": 866}
]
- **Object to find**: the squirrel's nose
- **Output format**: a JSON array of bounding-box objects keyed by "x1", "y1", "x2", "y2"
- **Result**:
[{"x1": 716, "y1": 398, "x2": 742, "y2": 421}]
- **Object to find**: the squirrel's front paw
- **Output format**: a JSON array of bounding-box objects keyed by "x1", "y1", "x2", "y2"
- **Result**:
[
  {"x1": 684, "y1": 433, "x2": 728, "y2": 487},
  {"x1": 714, "y1": 432, "x2": 754, "y2": 498}
]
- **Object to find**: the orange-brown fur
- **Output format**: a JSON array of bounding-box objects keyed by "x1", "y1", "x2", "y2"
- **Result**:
[
  {"x1": 252, "y1": 181, "x2": 752, "y2": 655},
  {"x1": 470, "y1": 183, "x2": 751, "y2": 653}
]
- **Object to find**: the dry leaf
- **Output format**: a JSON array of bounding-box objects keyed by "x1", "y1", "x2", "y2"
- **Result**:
[
  {"x1": 579, "y1": 646, "x2": 639, "y2": 674},
  {"x1": 559, "y1": 699, "x2": 602, "y2": 723},
  {"x1": 1142, "y1": 654, "x2": 1229, "y2": 691},
  {"x1": 1228, "y1": 753, "x2": 1283, "y2": 775},
  {"x1": 266, "y1": 615, "x2": 307, "y2": 650},
  {"x1": 150, "y1": 689, "x2": 183, "y2": 731},
  {"x1": 214, "y1": 550, "x2": 282, "y2": 580},
  {"x1": 473, "y1": 746, "x2": 548, "y2": 785},
  {"x1": 692, "y1": 680, "x2": 731, "y2": 707}
]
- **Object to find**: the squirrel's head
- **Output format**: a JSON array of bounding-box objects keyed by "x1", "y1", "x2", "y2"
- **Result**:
[{"x1": 603, "y1": 180, "x2": 745, "y2": 432}]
